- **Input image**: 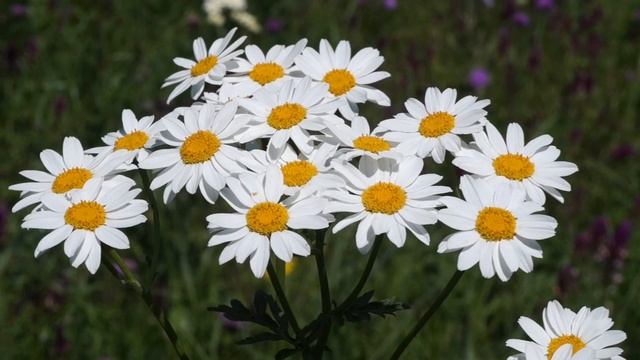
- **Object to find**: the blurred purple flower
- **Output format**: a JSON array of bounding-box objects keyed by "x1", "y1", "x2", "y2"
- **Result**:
[
  {"x1": 10, "y1": 3, "x2": 28, "y2": 17},
  {"x1": 54, "y1": 95, "x2": 67, "y2": 116},
  {"x1": 468, "y1": 67, "x2": 491, "y2": 90},
  {"x1": 0, "y1": 202, "x2": 8, "y2": 245},
  {"x1": 604, "y1": 220, "x2": 632, "y2": 284},
  {"x1": 610, "y1": 220, "x2": 632, "y2": 260},
  {"x1": 535, "y1": 0, "x2": 555, "y2": 10},
  {"x1": 609, "y1": 144, "x2": 636, "y2": 161},
  {"x1": 574, "y1": 216, "x2": 609, "y2": 256},
  {"x1": 383, "y1": 0, "x2": 397, "y2": 10},
  {"x1": 265, "y1": 18, "x2": 284, "y2": 33},
  {"x1": 482, "y1": 0, "x2": 495, "y2": 7},
  {"x1": 219, "y1": 313, "x2": 243, "y2": 331},
  {"x1": 512, "y1": 11, "x2": 530, "y2": 27},
  {"x1": 556, "y1": 265, "x2": 578, "y2": 297}
]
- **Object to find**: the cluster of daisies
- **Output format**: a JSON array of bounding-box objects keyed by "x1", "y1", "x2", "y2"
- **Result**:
[{"x1": 10, "y1": 28, "x2": 626, "y2": 359}]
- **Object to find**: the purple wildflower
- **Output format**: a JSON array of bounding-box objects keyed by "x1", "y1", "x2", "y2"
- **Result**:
[
  {"x1": 383, "y1": 0, "x2": 397, "y2": 10},
  {"x1": 0, "y1": 202, "x2": 7, "y2": 245},
  {"x1": 512, "y1": 11, "x2": 530, "y2": 27},
  {"x1": 10, "y1": 3, "x2": 28, "y2": 17},
  {"x1": 610, "y1": 144, "x2": 636, "y2": 161},
  {"x1": 265, "y1": 18, "x2": 284, "y2": 33},
  {"x1": 468, "y1": 67, "x2": 491, "y2": 90},
  {"x1": 556, "y1": 265, "x2": 578, "y2": 297},
  {"x1": 535, "y1": 0, "x2": 555, "y2": 10},
  {"x1": 219, "y1": 313, "x2": 244, "y2": 331}
]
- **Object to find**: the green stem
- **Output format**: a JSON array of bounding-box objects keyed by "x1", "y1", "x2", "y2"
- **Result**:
[
  {"x1": 389, "y1": 270, "x2": 465, "y2": 359},
  {"x1": 105, "y1": 249, "x2": 191, "y2": 360},
  {"x1": 267, "y1": 262, "x2": 301, "y2": 336},
  {"x1": 336, "y1": 235, "x2": 383, "y2": 313},
  {"x1": 138, "y1": 169, "x2": 161, "y2": 268},
  {"x1": 313, "y1": 229, "x2": 332, "y2": 358},
  {"x1": 314, "y1": 229, "x2": 331, "y2": 313}
]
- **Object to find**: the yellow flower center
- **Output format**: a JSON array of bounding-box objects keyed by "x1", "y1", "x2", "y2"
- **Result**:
[
  {"x1": 361, "y1": 182, "x2": 407, "y2": 214},
  {"x1": 114, "y1": 131, "x2": 149, "y2": 151},
  {"x1": 475, "y1": 207, "x2": 516, "y2": 241},
  {"x1": 64, "y1": 201, "x2": 106, "y2": 231},
  {"x1": 323, "y1": 69, "x2": 356, "y2": 96},
  {"x1": 281, "y1": 160, "x2": 318, "y2": 187},
  {"x1": 51, "y1": 168, "x2": 93, "y2": 194},
  {"x1": 246, "y1": 202, "x2": 289, "y2": 235},
  {"x1": 267, "y1": 103, "x2": 307, "y2": 130},
  {"x1": 190, "y1": 55, "x2": 218, "y2": 77},
  {"x1": 249, "y1": 62, "x2": 285, "y2": 86},
  {"x1": 352, "y1": 135, "x2": 391, "y2": 154},
  {"x1": 547, "y1": 335, "x2": 587, "y2": 360},
  {"x1": 493, "y1": 154, "x2": 535, "y2": 181},
  {"x1": 180, "y1": 130, "x2": 221, "y2": 164},
  {"x1": 419, "y1": 112, "x2": 456, "y2": 138}
]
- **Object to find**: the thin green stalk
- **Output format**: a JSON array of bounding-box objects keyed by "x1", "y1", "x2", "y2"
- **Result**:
[
  {"x1": 267, "y1": 262, "x2": 301, "y2": 336},
  {"x1": 313, "y1": 229, "x2": 332, "y2": 359},
  {"x1": 314, "y1": 229, "x2": 331, "y2": 313},
  {"x1": 105, "y1": 249, "x2": 191, "y2": 360},
  {"x1": 138, "y1": 169, "x2": 161, "y2": 268},
  {"x1": 389, "y1": 270, "x2": 465, "y2": 359},
  {"x1": 336, "y1": 235, "x2": 383, "y2": 313}
]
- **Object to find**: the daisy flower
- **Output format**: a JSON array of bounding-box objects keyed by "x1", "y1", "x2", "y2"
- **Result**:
[
  {"x1": 139, "y1": 102, "x2": 248, "y2": 204},
  {"x1": 162, "y1": 28, "x2": 247, "y2": 103},
  {"x1": 20, "y1": 177, "x2": 147, "y2": 274},
  {"x1": 506, "y1": 300, "x2": 626, "y2": 360},
  {"x1": 437, "y1": 176, "x2": 558, "y2": 281},
  {"x1": 221, "y1": 39, "x2": 308, "y2": 97},
  {"x1": 325, "y1": 156, "x2": 450, "y2": 251},
  {"x1": 207, "y1": 166, "x2": 332, "y2": 278},
  {"x1": 244, "y1": 143, "x2": 344, "y2": 197},
  {"x1": 237, "y1": 77, "x2": 341, "y2": 160},
  {"x1": 9, "y1": 137, "x2": 129, "y2": 213},
  {"x1": 378, "y1": 87, "x2": 490, "y2": 163},
  {"x1": 295, "y1": 39, "x2": 390, "y2": 117},
  {"x1": 88, "y1": 109, "x2": 164, "y2": 163},
  {"x1": 452, "y1": 122, "x2": 579, "y2": 204},
  {"x1": 324, "y1": 115, "x2": 402, "y2": 162}
]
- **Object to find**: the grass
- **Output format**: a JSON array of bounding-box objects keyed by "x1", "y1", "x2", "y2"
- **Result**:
[{"x1": 1, "y1": 0, "x2": 639, "y2": 358}]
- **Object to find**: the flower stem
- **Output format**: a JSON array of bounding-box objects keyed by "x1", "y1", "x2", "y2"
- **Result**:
[
  {"x1": 105, "y1": 249, "x2": 191, "y2": 360},
  {"x1": 314, "y1": 229, "x2": 331, "y2": 313},
  {"x1": 267, "y1": 261, "x2": 301, "y2": 336},
  {"x1": 313, "y1": 229, "x2": 332, "y2": 358},
  {"x1": 389, "y1": 270, "x2": 465, "y2": 359},
  {"x1": 138, "y1": 169, "x2": 161, "y2": 268},
  {"x1": 336, "y1": 235, "x2": 383, "y2": 313}
]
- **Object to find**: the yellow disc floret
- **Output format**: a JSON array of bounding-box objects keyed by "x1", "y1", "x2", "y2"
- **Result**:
[
  {"x1": 475, "y1": 207, "x2": 517, "y2": 241},
  {"x1": 281, "y1": 160, "x2": 318, "y2": 187},
  {"x1": 249, "y1": 62, "x2": 285, "y2": 85},
  {"x1": 64, "y1": 201, "x2": 106, "y2": 231},
  {"x1": 352, "y1": 135, "x2": 391, "y2": 154},
  {"x1": 493, "y1": 154, "x2": 535, "y2": 181},
  {"x1": 267, "y1": 103, "x2": 307, "y2": 130},
  {"x1": 180, "y1": 130, "x2": 221, "y2": 164},
  {"x1": 547, "y1": 335, "x2": 586, "y2": 360},
  {"x1": 190, "y1": 55, "x2": 218, "y2": 77},
  {"x1": 114, "y1": 131, "x2": 149, "y2": 151},
  {"x1": 52, "y1": 168, "x2": 93, "y2": 194},
  {"x1": 323, "y1": 69, "x2": 356, "y2": 96},
  {"x1": 419, "y1": 112, "x2": 455, "y2": 138},
  {"x1": 246, "y1": 202, "x2": 289, "y2": 235},
  {"x1": 361, "y1": 182, "x2": 407, "y2": 214}
]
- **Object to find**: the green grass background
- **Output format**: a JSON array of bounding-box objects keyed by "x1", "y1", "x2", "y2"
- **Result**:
[{"x1": 1, "y1": 0, "x2": 639, "y2": 358}]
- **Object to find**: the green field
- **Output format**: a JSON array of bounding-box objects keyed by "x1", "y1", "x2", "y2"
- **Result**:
[{"x1": 1, "y1": 1, "x2": 638, "y2": 358}]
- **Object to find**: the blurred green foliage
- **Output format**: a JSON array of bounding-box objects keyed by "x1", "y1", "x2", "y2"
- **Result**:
[{"x1": 1, "y1": 0, "x2": 639, "y2": 359}]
